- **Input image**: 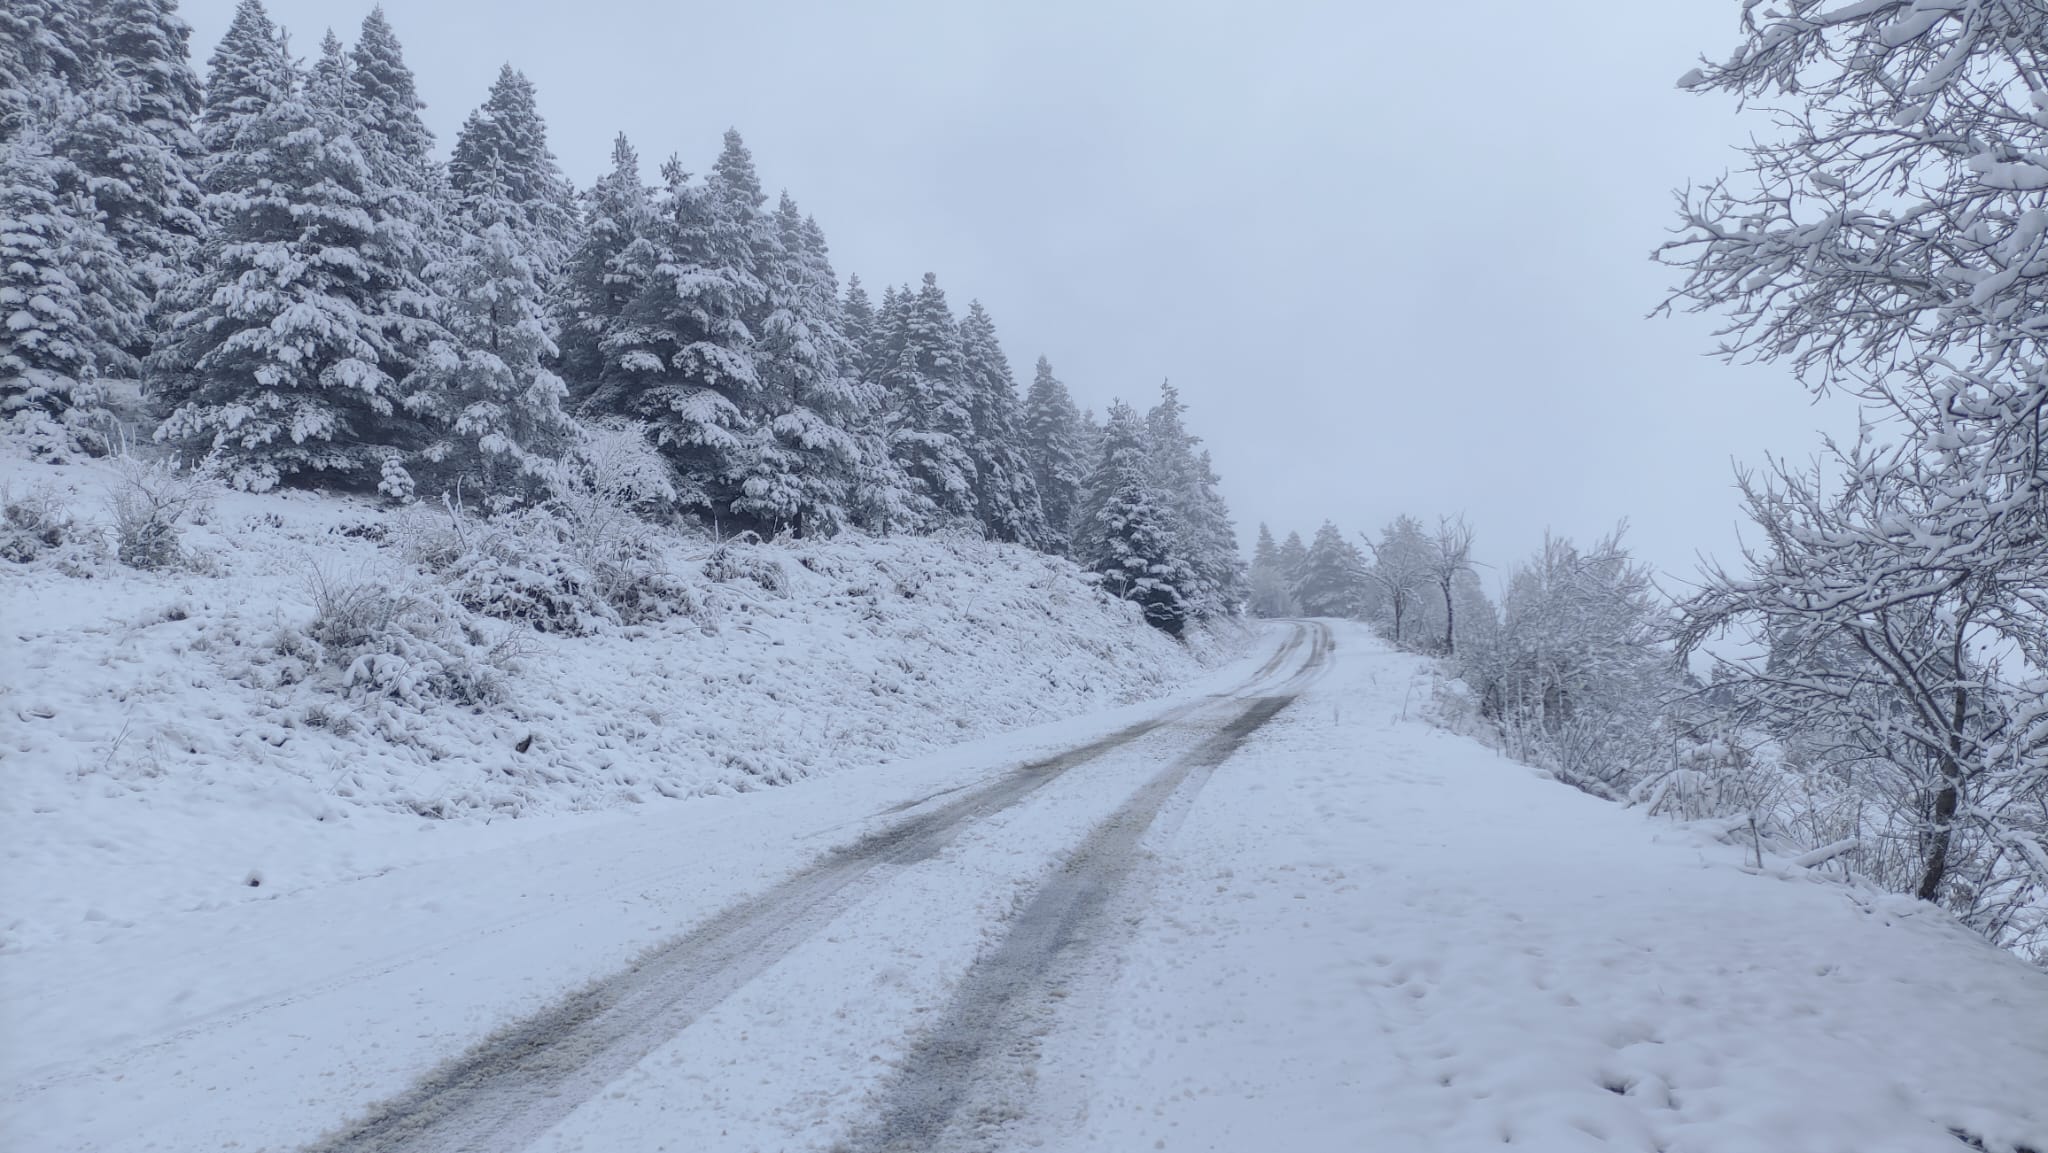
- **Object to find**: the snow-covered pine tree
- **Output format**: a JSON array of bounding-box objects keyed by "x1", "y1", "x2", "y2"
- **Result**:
[
  {"x1": 956, "y1": 301, "x2": 1047, "y2": 546},
  {"x1": 151, "y1": 5, "x2": 438, "y2": 492},
  {"x1": 557, "y1": 133, "x2": 649, "y2": 394},
  {"x1": 1276, "y1": 529, "x2": 1308, "y2": 599},
  {"x1": 1075, "y1": 405, "x2": 1103, "y2": 494},
  {"x1": 195, "y1": 0, "x2": 279, "y2": 164},
  {"x1": 1248, "y1": 523, "x2": 1293, "y2": 617},
  {"x1": 841, "y1": 274, "x2": 875, "y2": 381},
  {"x1": 736, "y1": 192, "x2": 867, "y2": 535},
  {"x1": 400, "y1": 154, "x2": 572, "y2": 507},
  {"x1": 0, "y1": 117, "x2": 145, "y2": 452},
  {"x1": 876, "y1": 273, "x2": 979, "y2": 529},
  {"x1": 1145, "y1": 382, "x2": 1243, "y2": 617},
  {"x1": 1294, "y1": 521, "x2": 1365, "y2": 618},
  {"x1": 0, "y1": 0, "x2": 201, "y2": 448},
  {"x1": 307, "y1": 29, "x2": 350, "y2": 111},
  {"x1": 1, "y1": 0, "x2": 93, "y2": 141},
  {"x1": 347, "y1": 6, "x2": 430, "y2": 176},
  {"x1": 1076, "y1": 399, "x2": 1192, "y2": 635},
  {"x1": 447, "y1": 64, "x2": 573, "y2": 282},
  {"x1": 1020, "y1": 355, "x2": 1085, "y2": 553},
  {"x1": 593, "y1": 139, "x2": 766, "y2": 524},
  {"x1": 342, "y1": 7, "x2": 443, "y2": 322},
  {"x1": 75, "y1": 0, "x2": 206, "y2": 308},
  {"x1": 93, "y1": 0, "x2": 203, "y2": 132},
  {"x1": 835, "y1": 273, "x2": 916, "y2": 533},
  {"x1": 694, "y1": 128, "x2": 783, "y2": 525},
  {"x1": 1183, "y1": 447, "x2": 1245, "y2": 612}
]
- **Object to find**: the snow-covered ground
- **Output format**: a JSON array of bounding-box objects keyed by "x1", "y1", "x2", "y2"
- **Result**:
[
  {"x1": 7, "y1": 538, "x2": 2046, "y2": 1153},
  {"x1": 0, "y1": 619, "x2": 1301, "y2": 1153},
  {"x1": 0, "y1": 446, "x2": 1233, "y2": 966},
  {"x1": 1014, "y1": 630, "x2": 2048, "y2": 1153}
]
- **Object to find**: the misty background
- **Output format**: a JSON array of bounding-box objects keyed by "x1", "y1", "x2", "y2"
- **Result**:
[{"x1": 180, "y1": 0, "x2": 1857, "y2": 590}]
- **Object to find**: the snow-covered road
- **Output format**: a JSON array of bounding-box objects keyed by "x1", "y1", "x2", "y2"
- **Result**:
[{"x1": 7, "y1": 622, "x2": 2047, "y2": 1153}]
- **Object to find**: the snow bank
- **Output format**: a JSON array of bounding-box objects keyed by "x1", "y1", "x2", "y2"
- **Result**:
[{"x1": 0, "y1": 443, "x2": 1237, "y2": 957}]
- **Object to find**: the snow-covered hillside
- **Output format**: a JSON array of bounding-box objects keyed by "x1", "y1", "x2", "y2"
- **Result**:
[{"x1": 0, "y1": 445, "x2": 1239, "y2": 960}]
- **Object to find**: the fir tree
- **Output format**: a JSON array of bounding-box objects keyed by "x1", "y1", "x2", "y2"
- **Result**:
[
  {"x1": 1277, "y1": 529, "x2": 1309, "y2": 595},
  {"x1": 557, "y1": 132, "x2": 649, "y2": 392},
  {"x1": 841, "y1": 274, "x2": 875, "y2": 380},
  {"x1": 0, "y1": 121, "x2": 144, "y2": 450},
  {"x1": 307, "y1": 29, "x2": 351, "y2": 113},
  {"x1": 876, "y1": 273, "x2": 979, "y2": 528},
  {"x1": 737, "y1": 191, "x2": 869, "y2": 535},
  {"x1": 1, "y1": 0, "x2": 194, "y2": 438},
  {"x1": 79, "y1": 0, "x2": 205, "y2": 297},
  {"x1": 1295, "y1": 521, "x2": 1365, "y2": 618},
  {"x1": 1021, "y1": 355, "x2": 1085, "y2": 553},
  {"x1": 1249, "y1": 523, "x2": 1293, "y2": 617},
  {"x1": 1075, "y1": 405, "x2": 1103, "y2": 485},
  {"x1": 834, "y1": 273, "x2": 916, "y2": 533},
  {"x1": 1145, "y1": 381, "x2": 1243, "y2": 617},
  {"x1": 347, "y1": 6, "x2": 430, "y2": 176},
  {"x1": 957, "y1": 300, "x2": 1047, "y2": 546},
  {"x1": 448, "y1": 64, "x2": 573, "y2": 280},
  {"x1": 596, "y1": 147, "x2": 765, "y2": 521},
  {"x1": 401, "y1": 157, "x2": 571, "y2": 505},
  {"x1": 1077, "y1": 399, "x2": 1192, "y2": 635},
  {"x1": 93, "y1": 0, "x2": 203, "y2": 127},
  {"x1": 196, "y1": 0, "x2": 281, "y2": 162},
  {"x1": 152, "y1": 12, "x2": 439, "y2": 492},
  {"x1": 1, "y1": 1, "x2": 92, "y2": 140}
]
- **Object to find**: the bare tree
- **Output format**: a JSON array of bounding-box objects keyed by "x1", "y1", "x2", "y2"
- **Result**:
[
  {"x1": 1659, "y1": 0, "x2": 2048, "y2": 666},
  {"x1": 1678, "y1": 443, "x2": 2048, "y2": 949},
  {"x1": 1425, "y1": 515, "x2": 1475, "y2": 654},
  {"x1": 1473, "y1": 528, "x2": 1675, "y2": 797},
  {"x1": 1358, "y1": 516, "x2": 1432, "y2": 647}
]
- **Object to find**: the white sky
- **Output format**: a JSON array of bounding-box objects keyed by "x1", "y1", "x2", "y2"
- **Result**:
[{"x1": 182, "y1": 0, "x2": 1860, "y2": 592}]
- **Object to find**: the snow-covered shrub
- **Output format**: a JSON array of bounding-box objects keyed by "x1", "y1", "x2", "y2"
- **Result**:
[
  {"x1": 1456, "y1": 529, "x2": 1681, "y2": 799},
  {"x1": 405, "y1": 420, "x2": 695, "y2": 633},
  {"x1": 703, "y1": 532, "x2": 790, "y2": 595},
  {"x1": 105, "y1": 454, "x2": 215, "y2": 571},
  {"x1": 402, "y1": 499, "x2": 694, "y2": 637},
  {"x1": 547, "y1": 421, "x2": 675, "y2": 555},
  {"x1": 299, "y1": 568, "x2": 515, "y2": 706},
  {"x1": 438, "y1": 510, "x2": 616, "y2": 635},
  {"x1": 4, "y1": 402, "x2": 117, "y2": 464},
  {"x1": 2, "y1": 482, "x2": 80, "y2": 563}
]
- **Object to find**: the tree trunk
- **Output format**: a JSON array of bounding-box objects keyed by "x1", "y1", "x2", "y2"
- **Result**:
[
  {"x1": 1914, "y1": 685, "x2": 1969, "y2": 902},
  {"x1": 1440, "y1": 575, "x2": 1455, "y2": 654},
  {"x1": 1916, "y1": 776, "x2": 1960, "y2": 901}
]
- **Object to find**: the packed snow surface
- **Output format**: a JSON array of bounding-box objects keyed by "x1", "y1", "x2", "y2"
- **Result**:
[{"x1": 5, "y1": 597, "x2": 2045, "y2": 1152}]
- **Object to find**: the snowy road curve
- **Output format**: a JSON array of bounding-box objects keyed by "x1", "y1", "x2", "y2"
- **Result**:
[{"x1": 303, "y1": 624, "x2": 1330, "y2": 1153}]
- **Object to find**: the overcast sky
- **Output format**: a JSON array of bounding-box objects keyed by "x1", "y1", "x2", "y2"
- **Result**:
[{"x1": 184, "y1": 0, "x2": 1858, "y2": 591}]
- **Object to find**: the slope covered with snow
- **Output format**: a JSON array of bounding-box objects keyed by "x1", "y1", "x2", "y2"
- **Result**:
[{"x1": 0, "y1": 445, "x2": 1239, "y2": 962}]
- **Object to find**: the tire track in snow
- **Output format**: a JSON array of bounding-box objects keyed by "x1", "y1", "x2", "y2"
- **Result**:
[
  {"x1": 839, "y1": 622, "x2": 1332, "y2": 1153},
  {"x1": 299, "y1": 624, "x2": 1317, "y2": 1153}
]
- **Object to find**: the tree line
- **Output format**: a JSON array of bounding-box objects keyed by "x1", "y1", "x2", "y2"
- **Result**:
[{"x1": 0, "y1": 0, "x2": 1243, "y2": 635}]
